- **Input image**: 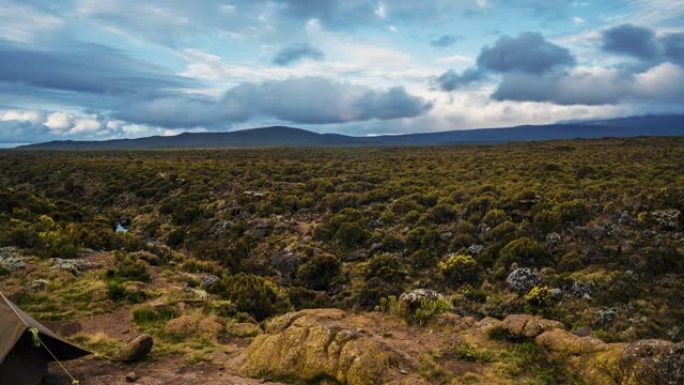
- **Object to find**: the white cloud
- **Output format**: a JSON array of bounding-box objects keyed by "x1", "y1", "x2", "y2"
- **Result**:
[
  {"x1": 0, "y1": 1, "x2": 64, "y2": 42},
  {"x1": 633, "y1": 62, "x2": 684, "y2": 102},
  {"x1": 0, "y1": 110, "x2": 44, "y2": 125},
  {"x1": 45, "y1": 112, "x2": 72, "y2": 131},
  {"x1": 375, "y1": 2, "x2": 387, "y2": 18}
]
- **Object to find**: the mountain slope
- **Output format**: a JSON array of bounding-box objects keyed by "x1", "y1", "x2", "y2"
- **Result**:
[{"x1": 17, "y1": 115, "x2": 684, "y2": 149}]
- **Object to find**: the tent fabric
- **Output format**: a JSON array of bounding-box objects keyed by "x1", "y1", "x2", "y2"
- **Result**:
[
  {"x1": 0, "y1": 334, "x2": 48, "y2": 385},
  {"x1": 0, "y1": 292, "x2": 91, "y2": 364}
]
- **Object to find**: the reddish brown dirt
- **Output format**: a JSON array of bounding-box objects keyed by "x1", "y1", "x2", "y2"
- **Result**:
[{"x1": 45, "y1": 358, "x2": 290, "y2": 385}]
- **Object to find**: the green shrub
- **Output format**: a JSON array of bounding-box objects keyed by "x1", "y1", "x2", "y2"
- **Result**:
[
  {"x1": 482, "y1": 209, "x2": 508, "y2": 227},
  {"x1": 106, "y1": 281, "x2": 126, "y2": 301},
  {"x1": 365, "y1": 253, "x2": 406, "y2": 286},
  {"x1": 438, "y1": 254, "x2": 480, "y2": 287},
  {"x1": 499, "y1": 237, "x2": 550, "y2": 267},
  {"x1": 377, "y1": 294, "x2": 452, "y2": 325},
  {"x1": 212, "y1": 273, "x2": 292, "y2": 321},
  {"x1": 524, "y1": 286, "x2": 554, "y2": 307},
  {"x1": 427, "y1": 203, "x2": 458, "y2": 223},
  {"x1": 105, "y1": 251, "x2": 151, "y2": 282},
  {"x1": 454, "y1": 343, "x2": 495, "y2": 363},
  {"x1": 554, "y1": 199, "x2": 591, "y2": 225},
  {"x1": 295, "y1": 254, "x2": 341, "y2": 291},
  {"x1": 287, "y1": 287, "x2": 333, "y2": 310},
  {"x1": 133, "y1": 305, "x2": 179, "y2": 325},
  {"x1": 335, "y1": 221, "x2": 369, "y2": 249}
]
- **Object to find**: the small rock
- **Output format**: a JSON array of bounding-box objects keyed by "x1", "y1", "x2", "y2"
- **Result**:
[
  {"x1": 595, "y1": 309, "x2": 617, "y2": 327},
  {"x1": 31, "y1": 279, "x2": 49, "y2": 291},
  {"x1": 439, "y1": 231, "x2": 453, "y2": 241},
  {"x1": 467, "y1": 244, "x2": 485, "y2": 256},
  {"x1": 199, "y1": 274, "x2": 220, "y2": 290},
  {"x1": 49, "y1": 258, "x2": 100, "y2": 274},
  {"x1": 569, "y1": 280, "x2": 594, "y2": 298},
  {"x1": 649, "y1": 209, "x2": 681, "y2": 230},
  {"x1": 113, "y1": 334, "x2": 154, "y2": 363},
  {"x1": 545, "y1": 232, "x2": 561, "y2": 246},
  {"x1": 573, "y1": 326, "x2": 593, "y2": 337},
  {"x1": 125, "y1": 371, "x2": 138, "y2": 382}
]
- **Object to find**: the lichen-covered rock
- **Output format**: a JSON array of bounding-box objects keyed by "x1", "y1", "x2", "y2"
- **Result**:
[
  {"x1": 50, "y1": 258, "x2": 100, "y2": 274},
  {"x1": 506, "y1": 268, "x2": 539, "y2": 293},
  {"x1": 199, "y1": 274, "x2": 220, "y2": 290},
  {"x1": 569, "y1": 280, "x2": 594, "y2": 299},
  {"x1": 240, "y1": 309, "x2": 400, "y2": 385},
  {"x1": 535, "y1": 328, "x2": 624, "y2": 385},
  {"x1": 545, "y1": 232, "x2": 561, "y2": 246},
  {"x1": 649, "y1": 209, "x2": 681, "y2": 230},
  {"x1": 0, "y1": 247, "x2": 25, "y2": 272},
  {"x1": 619, "y1": 340, "x2": 684, "y2": 385},
  {"x1": 467, "y1": 244, "x2": 485, "y2": 256},
  {"x1": 398, "y1": 288, "x2": 439, "y2": 308}
]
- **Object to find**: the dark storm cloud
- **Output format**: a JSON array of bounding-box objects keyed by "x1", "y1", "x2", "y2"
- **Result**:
[
  {"x1": 430, "y1": 35, "x2": 460, "y2": 48},
  {"x1": 224, "y1": 77, "x2": 430, "y2": 123},
  {"x1": 116, "y1": 77, "x2": 431, "y2": 127},
  {"x1": 662, "y1": 32, "x2": 684, "y2": 64},
  {"x1": 0, "y1": 42, "x2": 194, "y2": 98},
  {"x1": 491, "y1": 63, "x2": 684, "y2": 106},
  {"x1": 477, "y1": 32, "x2": 575, "y2": 74},
  {"x1": 435, "y1": 32, "x2": 574, "y2": 91},
  {"x1": 273, "y1": 44, "x2": 324, "y2": 66},
  {"x1": 602, "y1": 24, "x2": 659, "y2": 60},
  {"x1": 491, "y1": 72, "x2": 628, "y2": 105},
  {"x1": 0, "y1": 119, "x2": 51, "y2": 142},
  {"x1": 600, "y1": 24, "x2": 684, "y2": 66},
  {"x1": 434, "y1": 68, "x2": 484, "y2": 91}
]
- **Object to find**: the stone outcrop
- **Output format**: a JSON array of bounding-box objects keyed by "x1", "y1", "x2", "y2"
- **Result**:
[
  {"x1": 500, "y1": 314, "x2": 564, "y2": 339},
  {"x1": 535, "y1": 328, "x2": 684, "y2": 385},
  {"x1": 239, "y1": 309, "x2": 402, "y2": 385}
]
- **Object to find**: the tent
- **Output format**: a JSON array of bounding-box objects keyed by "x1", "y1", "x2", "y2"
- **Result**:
[{"x1": 0, "y1": 292, "x2": 91, "y2": 385}]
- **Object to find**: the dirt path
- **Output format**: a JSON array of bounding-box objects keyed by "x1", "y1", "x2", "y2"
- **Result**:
[{"x1": 46, "y1": 357, "x2": 290, "y2": 385}]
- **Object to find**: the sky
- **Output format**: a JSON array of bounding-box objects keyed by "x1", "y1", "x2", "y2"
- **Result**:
[{"x1": 1, "y1": 0, "x2": 683, "y2": 143}]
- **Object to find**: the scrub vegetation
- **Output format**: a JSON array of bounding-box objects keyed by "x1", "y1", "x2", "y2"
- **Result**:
[{"x1": 0, "y1": 137, "x2": 682, "y2": 384}]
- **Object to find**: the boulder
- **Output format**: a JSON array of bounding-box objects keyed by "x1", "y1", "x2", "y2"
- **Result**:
[
  {"x1": 113, "y1": 334, "x2": 154, "y2": 363},
  {"x1": 505, "y1": 268, "x2": 539, "y2": 293},
  {"x1": 569, "y1": 280, "x2": 594, "y2": 299},
  {"x1": 0, "y1": 247, "x2": 25, "y2": 272},
  {"x1": 270, "y1": 248, "x2": 301, "y2": 283},
  {"x1": 619, "y1": 340, "x2": 684, "y2": 385},
  {"x1": 535, "y1": 328, "x2": 624, "y2": 385},
  {"x1": 398, "y1": 289, "x2": 439, "y2": 309},
  {"x1": 240, "y1": 309, "x2": 401, "y2": 385},
  {"x1": 500, "y1": 314, "x2": 563, "y2": 339}
]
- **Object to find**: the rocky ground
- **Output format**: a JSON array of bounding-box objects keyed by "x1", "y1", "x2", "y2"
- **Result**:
[{"x1": 2, "y1": 248, "x2": 682, "y2": 385}]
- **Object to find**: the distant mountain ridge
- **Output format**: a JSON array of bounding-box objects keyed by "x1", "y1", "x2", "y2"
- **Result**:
[{"x1": 17, "y1": 115, "x2": 684, "y2": 149}]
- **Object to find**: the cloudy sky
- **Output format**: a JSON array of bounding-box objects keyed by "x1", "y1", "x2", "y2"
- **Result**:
[{"x1": 1, "y1": 0, "x2": 683, "y2": 143}]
